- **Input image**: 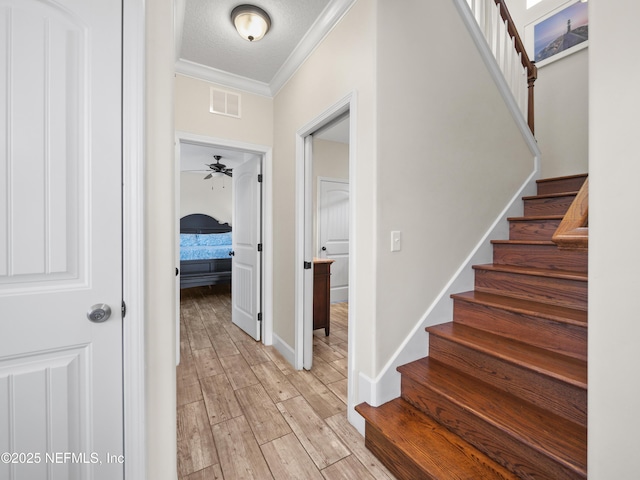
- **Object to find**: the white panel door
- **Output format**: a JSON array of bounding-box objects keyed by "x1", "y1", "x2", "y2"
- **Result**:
[
  {"x1": 318, "y1": 179, "x2": 349, "y2": 303},
  {"x1": 232, "y1": 157, "x2": 261, "y2": 341},
  {"x1": 0, "y1": 0, "x2": 123, "y2": 479}
]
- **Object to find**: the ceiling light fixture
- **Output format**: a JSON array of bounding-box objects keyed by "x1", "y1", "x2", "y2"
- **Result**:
[{"x1": 231, "y1": 4, "x2": 271, "y2": 42}]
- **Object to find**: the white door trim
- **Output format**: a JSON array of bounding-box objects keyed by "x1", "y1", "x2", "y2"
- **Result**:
[
  {"x1": 295, "y1": 91, "x2": 357, "y2": 420},
  {"x1": 174, "y1": 131, "x2": 274, "y2": 346},
  {"x1": 122, "y1": 0, "x2": 146, "y2": 478}
]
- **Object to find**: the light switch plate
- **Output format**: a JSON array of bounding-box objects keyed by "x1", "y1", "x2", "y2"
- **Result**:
[{"x1": 391, "y1": 231, "x2": 401, "y2": 252}]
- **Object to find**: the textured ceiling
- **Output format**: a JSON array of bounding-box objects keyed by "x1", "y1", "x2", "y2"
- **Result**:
[
  {"x1": 176, "y1": 0, "x2": 353, "y2": 96},
  {"x1": 180, "y1": 0, "x2": 330, "y2": 84},
  {"x1": 177, "y1": 1, "x2": 352, "y2": 169}
]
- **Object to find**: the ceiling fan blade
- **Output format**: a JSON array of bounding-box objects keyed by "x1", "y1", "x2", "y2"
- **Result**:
[
  {"x1": 203, "y1": 173, "x2": 212, "y2": 180},
  {"x1": 224, "y1": 170, "x2": 232, "y2": 177}
]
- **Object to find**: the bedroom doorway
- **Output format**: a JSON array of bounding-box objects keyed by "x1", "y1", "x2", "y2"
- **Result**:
[
  {"x1": 175, "y1": 133, "x2": 273, "y2": 360},
  {"x1": 295, "y1": 93, "x2": 354, "y2": 385}
]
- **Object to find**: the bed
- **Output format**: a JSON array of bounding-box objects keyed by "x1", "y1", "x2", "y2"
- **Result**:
[{"x1": 180, "y1": 214, "x2": 232, "y2": 289}]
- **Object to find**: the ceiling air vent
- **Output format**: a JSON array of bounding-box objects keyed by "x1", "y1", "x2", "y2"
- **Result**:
[{"x1": 209, "y1": 87, "x2": 241, "y2": 118}]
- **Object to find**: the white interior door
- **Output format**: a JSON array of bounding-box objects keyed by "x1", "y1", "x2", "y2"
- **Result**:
[
  {"x1": 303, "y1": 136, "x2": 314, "y2": 369},
  {"x1": 0, "y1": 1, "x2": 124, "y2": 479},
  {"x1": 232, "y1": 156, "x2": 262, "y2": 341},
  {"x1": 319, "y1": 179, "x2": 350, "y2": 303}
]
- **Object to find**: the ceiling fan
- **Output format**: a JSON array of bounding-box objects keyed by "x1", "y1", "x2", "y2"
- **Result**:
[{"x1": 204, "y1": 155, "x2": 232, "y2": 179}]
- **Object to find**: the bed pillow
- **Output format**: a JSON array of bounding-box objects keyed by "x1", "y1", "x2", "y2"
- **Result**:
[
  {"x1": 180, "y1": 233, "x2": 200, "y2": 247},
  {"x1": 197, "y1": 232, "x2": 232, "y2": 246}
]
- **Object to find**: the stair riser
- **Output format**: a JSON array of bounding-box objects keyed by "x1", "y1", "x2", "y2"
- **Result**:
[
  {"x1": 537, "y1": 176, "x2": 587, "y2": 196},
  {"x1": 474, "y1": 269, "x2": 587, "y2": 311},
  {"x1": 363, "y1": 423, "x2": 435, "y2": 480},
  {"x1": 428, "y1": 335, "x2": 587, "y2": 426},
  {"x1": 453, "y1": 299, "x2": 587, "y2": 361},
  {"x1": 524, "y1": 195, "x2": 575, "y2": 216},
  {"x1": 509, "y1": 218, "x2": 562, "y2": 241},
  {"x1": 493, "y1": 244, "x2": 588, "y2": 273},
  {"x1": 401, "y1": 376, "x2": 586, "y2": 480}
]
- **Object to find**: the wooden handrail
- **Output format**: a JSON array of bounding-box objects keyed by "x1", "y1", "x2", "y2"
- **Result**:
[
  {"x1": 552, "y1": 177, "x2": 588, "y2": 250},
  {"x1": 493, "y1": 0, "x2": 538, "y2": 134}
]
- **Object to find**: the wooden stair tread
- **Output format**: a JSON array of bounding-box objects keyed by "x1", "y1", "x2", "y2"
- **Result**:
[
  {"x1": 523, "y1": 191, "x2": 579, "y2": 200},
  {"x1": 398, "y1": 357, "x2": 587, "y2": 475},
  {"x1": 491, "y1": 239, "x2": 556, "y2": 245},
  {"x1": 473, "y1": 263, "x2": 588, "y2": 281},
  {"x1": 451, "y1": 290, "x2": 587, "y2": 327},
  {"x1": 536, "y1": 173, "x2": 588, "y2": 184},
  {"x1": 355, "y1": 399, "x2": 520, "y2": 480},
  {"x1": 426, "y1": 322, "x2": 587, "y2": 388},
  {"x1": 507, "y1": 214, "x2": 564, "y2": 221},
  {"x1": 536, "y1": 174, "x2": 588, "y2": 196}
]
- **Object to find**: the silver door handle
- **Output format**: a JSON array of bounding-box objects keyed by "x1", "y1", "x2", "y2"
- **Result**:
[{"x1": 87, "y1": 304, "x2": 112, "y2": 323}]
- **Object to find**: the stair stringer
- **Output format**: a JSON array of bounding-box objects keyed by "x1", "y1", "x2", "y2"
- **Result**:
[{"x1": 355, "y1": 169, "x2": 541, "y2": 432}]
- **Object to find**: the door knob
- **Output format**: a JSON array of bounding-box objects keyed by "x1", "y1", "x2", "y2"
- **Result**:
[
  {"x1": 87, "y1": 304, "x2": 112, "y2": 323},
  {"x1": 321, "y1": 246, "x2": 327, "y2": 251}
]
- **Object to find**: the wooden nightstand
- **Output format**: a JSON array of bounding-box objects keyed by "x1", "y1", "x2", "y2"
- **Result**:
[{"x1": 313, "y1": 258, "x2": 334, "y2": 336}]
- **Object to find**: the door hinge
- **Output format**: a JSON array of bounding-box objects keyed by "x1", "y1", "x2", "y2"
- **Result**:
[
  {"x1": 257, "y1": 243, "x2": 263, "y2": 252},
  {"x1": 258, "y1": 173, "x2": 263, "y2": 183},
  {"x1": 121, "y1": 300, "x2": 127, "y2": 319},
  {"x1": 258, "y1": 312, "x2": 263, "y2": 322},
  {"x1": 304, "y1": 261, "x2": 312, "y2": 270}
]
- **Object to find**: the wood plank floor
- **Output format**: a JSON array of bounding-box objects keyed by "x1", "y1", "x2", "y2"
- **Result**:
[{"x1": 177, "y1": 285, "x2": 396, "y2": 480}]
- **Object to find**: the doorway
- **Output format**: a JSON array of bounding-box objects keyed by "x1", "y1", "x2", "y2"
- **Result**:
[
  {"x1": 175, "y1": 132, "x2": 273, "y2": 359},
  {"x1": 294, "y1": 93, "x2": 356, "y2": 421}
]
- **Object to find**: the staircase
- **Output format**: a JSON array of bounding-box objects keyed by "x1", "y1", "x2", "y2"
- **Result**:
[{"x1": 356, "y1": 174, "x2": 588, "y2": 479}]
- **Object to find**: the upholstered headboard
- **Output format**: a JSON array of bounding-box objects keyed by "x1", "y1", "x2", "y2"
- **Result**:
[{"x1": 179, "y1": 214, "x2": 231, "y2": 234}]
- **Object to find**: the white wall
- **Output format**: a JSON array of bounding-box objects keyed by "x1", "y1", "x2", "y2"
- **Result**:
[
  {"x1": 510, "y1": 0, "x2": 588, "y2": 177},
  {"x1": 535, "y1": 48, "x2": 588, "y2": 177},
  {"x1": 374, "y1": 0, "x2": 534, "y2": 374},
  {"x1": 272, "y1": 0, "x2": 377, "y2": 378},
  {"x1": 312, "y1": 138, "x2": 349, "y2": 254},
  {"x1": 589, "y1": 0, "x2": 640, "y2": 476},
  {"x1": 145, "y1": 0, "x2": 176, "y2": 478},
  {"x1": 175, "y1": 74, "x2": 273, "y2": 147},
  {"x1": 313, "y1": 138, "x2": 349, "y2": 180},
  {"x1": 180, "y1": 172, "x2": 233, "y2": 224}
]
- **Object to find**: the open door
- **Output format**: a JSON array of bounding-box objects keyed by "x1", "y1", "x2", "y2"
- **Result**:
[
  {"x1": 231, "y1": 156, "x2": 262, "y2": 340},
  {"x1": 0, "y1": 0, "x2": 124, "y2": 478},
  {"x1": 303, "y1": 136, "x2": 315, "y2": 369}
]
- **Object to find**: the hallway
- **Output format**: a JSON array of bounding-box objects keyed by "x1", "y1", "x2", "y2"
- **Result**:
[{"x1": 177, "y1": 286, "x2": 395, "y2": 479}]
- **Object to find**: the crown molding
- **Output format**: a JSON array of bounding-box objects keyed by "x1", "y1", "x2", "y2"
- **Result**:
[
  {"x1": 174, "y1": 0, "x2": 356, "y2": 98},
  {"x1": 175, "y1": 59, "x2": 273, "y2": 97},
  {"x1": 269, "y1": 0, "x2": 356, "y2": 96}
]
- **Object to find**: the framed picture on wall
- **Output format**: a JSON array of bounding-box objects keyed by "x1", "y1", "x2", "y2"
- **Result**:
[{"x1": 525, "y1": 0, "x2": 588, "y2": 68}]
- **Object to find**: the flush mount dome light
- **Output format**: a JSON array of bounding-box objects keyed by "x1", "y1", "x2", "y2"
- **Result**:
[{"x1": 231, "y1": 4, "x2": 271, "y2": 42}]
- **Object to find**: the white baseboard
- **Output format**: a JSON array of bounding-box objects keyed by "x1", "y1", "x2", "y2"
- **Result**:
[
  {"x1": 361, "y1": 172, "x2": 540, "y2": 409},
  {"x1": 272, "y1": 333, "x2": 296, "y2": 368}
]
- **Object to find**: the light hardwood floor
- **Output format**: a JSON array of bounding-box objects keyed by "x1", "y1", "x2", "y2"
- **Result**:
[{"x1": 177, "y1": 285, "x2": 396, "y2": 480}]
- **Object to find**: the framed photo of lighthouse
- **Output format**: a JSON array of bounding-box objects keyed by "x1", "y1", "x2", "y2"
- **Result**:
[{"x1": 525, "y1": 0, "x2": 588, "y2": 67}]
